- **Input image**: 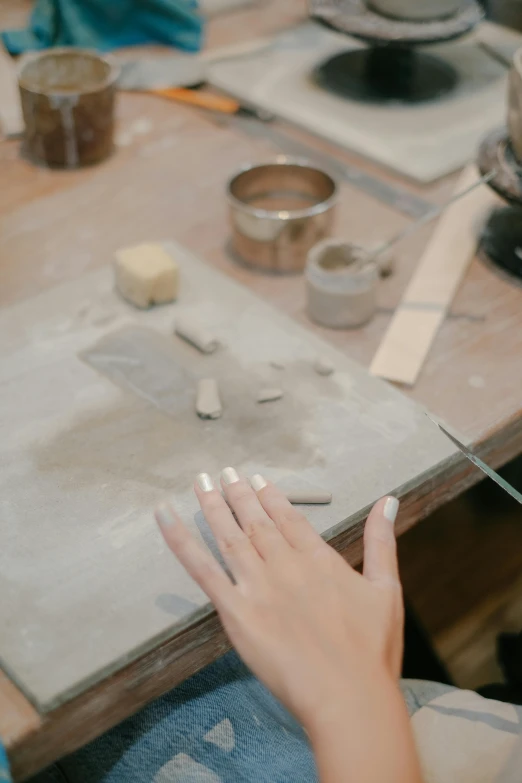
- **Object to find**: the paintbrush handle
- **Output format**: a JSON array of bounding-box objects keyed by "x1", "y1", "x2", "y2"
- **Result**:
[
  {"x1": 151, "y1": 87, "x2": 240, "y2": 114},
  {"x1": 368, "y1": 169, "x2": 496, "y2": 263}
]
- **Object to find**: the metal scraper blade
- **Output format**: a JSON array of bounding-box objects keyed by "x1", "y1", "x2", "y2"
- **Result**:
[{"x1": 429, "y1": 416, "x2": 522, "y2": 505}]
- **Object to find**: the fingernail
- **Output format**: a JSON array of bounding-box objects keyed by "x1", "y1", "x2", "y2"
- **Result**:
[
  {"x1": 251, "y1": 473, "x2": 267, "y2": 491},
  {"x1": 221, "y1": 467, "x2": 239, "y2": 485},
  {"x1": 155, "y1": 504, "x2": 177, "y2": 528},
  {"x1": 383, "y1": 497, "x2": 399, "y2": 523},
  {"x1": 196, "y1": 473, "x2": 214, "y2": 492}
]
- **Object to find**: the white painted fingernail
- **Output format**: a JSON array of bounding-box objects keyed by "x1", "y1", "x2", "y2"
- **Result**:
[
  {"x1": 221, "y1": 467, "x2": 240, "y2": 485},
  {"x1": 196, "y1": 473, "x2": 214, "y2": 492},
  {"x1": 383, "y1": 497, "x2": 399, "y2": 523},
  {"x1": 155, "y1": 504, "x2": 177, "y2": 528},
  {"x1": 251, "y1": 474, "x2": 267, "y2": 491}
]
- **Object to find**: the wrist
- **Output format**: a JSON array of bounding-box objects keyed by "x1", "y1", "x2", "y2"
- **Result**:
[
  {"x1": 303, "y1": 664, "x2": 398, "y2": 741},
  {"x1": 305, "y1": 667, "x2": 423, "y2": 783}
]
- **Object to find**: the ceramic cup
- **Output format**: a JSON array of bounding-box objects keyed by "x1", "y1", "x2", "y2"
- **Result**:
[
  {"x1": 306, "y1": 239, "x2": 379, "y2": 329},
  {"x1": 367, "y1": 0, "x2": 463, "y2": 21},
  {"x1": 18, "y1": 48, "x2": 119, "y2": 168},
  {"x1": 508, "y1": 47, "x2": 522, "y2": 164}
]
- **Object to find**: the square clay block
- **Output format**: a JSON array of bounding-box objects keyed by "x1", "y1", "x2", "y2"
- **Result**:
[{"x1": 114, "y1": 243, "x2": 179, "y2": 308}]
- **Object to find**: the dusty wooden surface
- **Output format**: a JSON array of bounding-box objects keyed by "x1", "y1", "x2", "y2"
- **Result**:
[{"x1": 1, "y1": 0, "x2": 522, "y2": 778}]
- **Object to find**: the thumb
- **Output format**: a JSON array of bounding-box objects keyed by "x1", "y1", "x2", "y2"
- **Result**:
[{"x1": 363, "y1": 496, "x2": 400, "y2": 588}]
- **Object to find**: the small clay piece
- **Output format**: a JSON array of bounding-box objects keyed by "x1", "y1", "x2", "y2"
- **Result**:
[
  {"x1": 286, "y1": 490, "x2": 332, "y2": 505},
  {"x1": 270, "y1": 360, "x2": 285, "y2": 370},
  {"x1": 114, "y1": 243, "x2": 179, "y2": 309},
  {"x1": 257, "y1": 387, "x2": 284, "y2": 403},
  {"x1": 314, "y1": 356, "x2": 334, "y2": 376},
  {"x1": 175, "y1": 318, "x2": 219, "y2": 354},
  {"x1": 196, "y1": 378, "x2": 222, "y2": 420}
]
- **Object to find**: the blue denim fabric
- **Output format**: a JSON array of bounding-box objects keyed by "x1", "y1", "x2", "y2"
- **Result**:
[
  {"x1": 0, "y1": 745, "x2": 11, "y2": 782},
  {"x1": 23, "y1": 667, "x2": 522, "y2": 783},
  {"x1": 32, "y1": 652, "x2": 317, "y2": 783}
]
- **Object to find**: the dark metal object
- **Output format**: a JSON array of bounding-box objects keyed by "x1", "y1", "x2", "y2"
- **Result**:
[
  {"x1": 18, "y1": 48, "x2": 119, "y2": 168},
  {"x1": 309, "y1": 0, "x2": 483, "y2": 45},
  {"x1": 480, "y1": 206, "x2": 522, "y2": 284},
  {"x1": 477, "y1": 127, "x2": 522, "y2": 283},
  {"x1": 431, "y1": 419, "x2": 522, "y2": 505},
  {"x1": 314, "y1": 47, "x2": 458, "y2": 103}
]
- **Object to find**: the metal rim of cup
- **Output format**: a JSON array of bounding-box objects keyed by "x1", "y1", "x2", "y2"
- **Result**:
[
  {"x1": 226, "y1": 156, "x2": 338, "y2": 221},
  {"x1": 17, "y1": 47, "x2": 121, "y2": 97}
]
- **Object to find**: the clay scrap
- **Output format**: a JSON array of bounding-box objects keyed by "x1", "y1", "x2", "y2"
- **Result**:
[
  {"x1": 257, "y1": 387, "x2": 284, "y2": 403},
  {"x1": 286, "y1": 490, "x2": 332, "y2": 505},
  {"x1": 175, "y1": 318, "x2": 219, "y2": 354},
  {"x1": 196, "y1": 378, "x2": 222, "y2": 420},
  {"x1": 114, "y1": 243, "x2": 179, "y2": 309},
  {"x1": 314, "y1": 357, "x2": 334, "y2": 376}
]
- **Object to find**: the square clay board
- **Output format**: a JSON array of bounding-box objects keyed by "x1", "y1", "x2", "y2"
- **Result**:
[{"x1": 0, "y1": 242, "x2": 456, "y2": 710}]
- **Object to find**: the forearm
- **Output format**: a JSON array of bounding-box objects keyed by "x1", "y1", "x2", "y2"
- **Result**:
[{"x1": 307, "y1": 669, "x2": 423, "y2": 783}]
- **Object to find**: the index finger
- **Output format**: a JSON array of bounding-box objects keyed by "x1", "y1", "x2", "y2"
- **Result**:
[{"x1": 155, "y1": 502, "x2": 238, "y2": 610}]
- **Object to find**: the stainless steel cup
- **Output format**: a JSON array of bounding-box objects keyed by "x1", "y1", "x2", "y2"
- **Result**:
[{"x1": 227, "y1": 156, "x2": 337, "y2": 273}]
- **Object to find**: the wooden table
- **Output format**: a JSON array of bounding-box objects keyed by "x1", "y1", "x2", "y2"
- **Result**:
[{"x1": 2, "y1": 1, "x2": 522, "y2": 779}]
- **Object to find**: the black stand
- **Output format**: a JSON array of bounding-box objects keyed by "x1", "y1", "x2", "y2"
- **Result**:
[
  {"x1": 315, "y1": 45, "x2": 458, "y2": 104},
  {"x1": 477, "y1": 128, "x2": 522, "y2": 284},
  {"x1": 310, "y1": 0, "x2": 482, "y2": 105}
]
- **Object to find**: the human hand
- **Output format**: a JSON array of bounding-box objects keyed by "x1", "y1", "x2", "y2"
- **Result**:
[{"x1": 155, "y1": 469, "x2": 404, "y2": 731}]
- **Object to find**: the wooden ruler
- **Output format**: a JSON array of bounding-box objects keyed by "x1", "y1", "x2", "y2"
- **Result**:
[{"x1": 370, "y1": 165, "x2": 498, "y2": 386}]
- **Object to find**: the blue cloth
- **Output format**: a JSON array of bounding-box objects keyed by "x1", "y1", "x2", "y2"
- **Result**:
[
  {"x1": 1, "y1": 0, "x2": 203, "y2": 55},
  {"x1": 0, "y1": 744, "x2": 11, "y2": 783},
  {"x1": 18, "y1": 657, "x2": 522, "y2": 783}
]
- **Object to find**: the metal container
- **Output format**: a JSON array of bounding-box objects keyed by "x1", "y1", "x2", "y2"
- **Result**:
[
  {"x1": 227, "y1": 157, "x2": 337, "y2": 273},
  {"x1": 508, "y1": 47, "x2": 522, "y2": 164},
  {"x1": 18, "y1": 47, "x2": 119, "y2": 168}
]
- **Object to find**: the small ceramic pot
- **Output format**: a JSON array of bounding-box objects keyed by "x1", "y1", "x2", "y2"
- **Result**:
[
  {"x1": 508, "y1": 47, "x2": 522, "y2": 164},
  {"x1": 306, "y1": 239, "x2": 379, "y2": 329},
  {"x1": 367, "y1": 0, "x2": 463, "y2": 21},
  {"x1": 18, "y1": 48, "x2": 119, "y2": 168}
]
